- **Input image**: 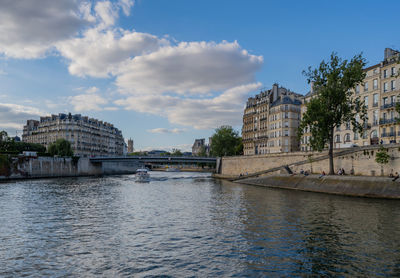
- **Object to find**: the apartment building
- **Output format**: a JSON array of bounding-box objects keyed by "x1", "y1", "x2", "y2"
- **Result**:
[
  {"x1": 22, "y1": 113, "x2": 125, "y2": 157},
  {"x1": 242, "y1": 84, "x2": 302, "y2": 155},
  {"x1": 300, "y1": 48, "x2": 400, "y2": 151}
]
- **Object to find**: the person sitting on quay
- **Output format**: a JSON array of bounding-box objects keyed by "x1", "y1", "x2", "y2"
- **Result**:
[
  {"x1": 392, "y1": 172, "x2": 399, "y2": 182},
  {"x1": 319, "y1": 171, "x2": 326, "y2": 178},
  {"x1": 337, "y1": 168, "x2": 342, "y2": 175}
]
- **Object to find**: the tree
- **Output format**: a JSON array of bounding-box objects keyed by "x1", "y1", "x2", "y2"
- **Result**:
[
  {"x1": 171, "y1": 148, "x2": 183, "y2": 156},
  {"x1": 48, "y1": 139, "x2": 73, "y2": 157},
  {"x1": 210, "y1": 126, "x2": 242, "y2": 157},
  {"x1": 375, "y1": 146, "x2": 390, "y2": 176},
  {"x1": 298, "y1": 53, "x2": 367, "y2": 175}
]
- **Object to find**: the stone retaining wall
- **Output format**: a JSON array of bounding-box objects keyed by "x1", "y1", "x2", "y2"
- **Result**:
[{"x1": 220, "y1": 145, "x2": 400, "y2": 177}]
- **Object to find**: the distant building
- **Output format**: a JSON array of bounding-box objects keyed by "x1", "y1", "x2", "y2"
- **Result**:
[
  {"x1": 242, "y1": 83, "x2": 302, "y2": 155},
  {"x1": 127, "y1": 138, "x2": 134, "y2": 153},
  {"x1": 22, "y1": 113, "x2": 125, "y2": 157},
  {"x1": 192, "y1": 138, "x2": 211, "y2": 156}
]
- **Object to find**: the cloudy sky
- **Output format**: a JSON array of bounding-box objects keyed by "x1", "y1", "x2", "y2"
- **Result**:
[{"x1": 0, "y1": 0, "x2": 399, "y2": 151}]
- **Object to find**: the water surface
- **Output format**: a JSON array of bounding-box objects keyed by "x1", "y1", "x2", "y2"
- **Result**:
[{"x1": 0, "y1": 172, "x2": 399, "y2": 277}]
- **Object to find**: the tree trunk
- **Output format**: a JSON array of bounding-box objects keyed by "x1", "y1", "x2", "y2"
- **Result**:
[{"x1": 329, "y1": 128, "x2": 334, "y2": 175}]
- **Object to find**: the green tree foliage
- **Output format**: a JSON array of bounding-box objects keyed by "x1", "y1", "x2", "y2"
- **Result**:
[
  {"x1": 0, "y1": 154, "x2": 11, "y2": 176},
  {"x1": 375, "y1": 146, "x2": 391, "y2": 176},
  {"x1": 210, "y1": 126, "x2": 242, "y2": 157},
  {"x1": 48, "y1": 139, "x2": 73, "y2": 157},
  {"x1": 0, "y1": 130, "x2": 46, "y2": 154},
  {"x1": 171, "y1": 149, "x2": 183, "y2": 156},
  {"x1": 375, "y1": 146, "x2": 390, "y2": 165},
  {"x1": 298, "y1": 53, "x2": 367, "y2": 174}
]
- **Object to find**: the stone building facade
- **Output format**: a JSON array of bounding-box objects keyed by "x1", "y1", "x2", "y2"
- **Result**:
[
  {"x1": 242, "y1": 84, "x2": 302, "y2": 155},
  {"x1": 22, "y1": 113, "x2": 125, "y2": 157}
]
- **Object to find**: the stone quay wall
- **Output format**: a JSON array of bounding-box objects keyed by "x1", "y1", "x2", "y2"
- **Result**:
[
  {"x1": 0, "y1": 157, "x2": 139, "y2": 180},
  {"x1": 219, "y1": 144, "x2": 400, "y2": 177}
]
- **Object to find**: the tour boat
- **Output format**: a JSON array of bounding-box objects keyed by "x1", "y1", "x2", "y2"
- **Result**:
[{"x1": 135, "y1": 168, "x2": 150, "y2": 182}]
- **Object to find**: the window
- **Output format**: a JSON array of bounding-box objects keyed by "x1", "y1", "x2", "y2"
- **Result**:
[
  {"x1": 354, "y1": 132, "x2": 359, "y2": 140},
  {"x1": 384, "y1": 69, "x2": 388, "y2": 78},
  {"x1": 284, "y1": 121, "x2": 289, "y2": 128},
  {"x1": 383, "y1": 97, "x2": 388, "y2": 106},
  {"x1": 346, "y1": 122, "x2": 350, "y2": 130},
  {"x1": 373, "y1": 94, "x2": 378, "y2": 106},
  {"x1": 373, "y1": 110, "x2": 379, "y2": 125},
  {"x1": 364, "y1": 82, "x2": 369, "y2": 92},
  {"x1": 391, "y1": 95, "x2": 396, "y2": 104},
  {"x1": 364, "y1": 96, "x2": 369, "y2": 108},
  {"x1": 345, "y1": 133, "x2": 351, "y2": 142},
  {"x1": 284, "y1": 130, "x2": 289, "y2": 136},
  {"x1": 335, "y1": 134, "x2": 341, "y2": 142},
  {"x1": 371, "y1": 130, "x2": 377, "y2": 138},
  {"x1": 373, "y1": 79, "x2": 378, "y2": 90},
  {"x1": 391, "y1": 80, "x2": 396, "y2": 91},
  {"x1": 392, "y1": 67, "x2": 396, "y2": 76},
  {"x1": 355, "y1": 85, "x2": 360, "y2": 94},
  {"x1": 384, "y1": 82, "x2": 388, "y2": 92},
  {"x1": 284, "y1": 112, "x2": 288, "y2": 119}
]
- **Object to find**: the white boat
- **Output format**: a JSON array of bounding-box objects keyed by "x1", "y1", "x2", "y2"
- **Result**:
[{"x1": 135, "y1": 168, "x2": 150, "y2": 182}]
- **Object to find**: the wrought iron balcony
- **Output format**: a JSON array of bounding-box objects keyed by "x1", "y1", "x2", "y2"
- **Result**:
[
  {"x1": 381, "y1": 103, "x2": 396, "y2": 109},
  {"x1": 379, "y1": 118, "x2": 396, "y2": 125},
  {"x1": 382, "y1": 132, "x2": 396, "y2": 137}
]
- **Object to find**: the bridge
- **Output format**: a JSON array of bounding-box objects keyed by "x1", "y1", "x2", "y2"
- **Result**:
[{"x1": 90, "y1": 156, "x2": 217, "y2": 164}]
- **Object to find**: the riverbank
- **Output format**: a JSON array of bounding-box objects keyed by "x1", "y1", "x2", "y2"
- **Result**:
[{"x1": 230, "y1": 174, "x2": 400, "y2": 199}]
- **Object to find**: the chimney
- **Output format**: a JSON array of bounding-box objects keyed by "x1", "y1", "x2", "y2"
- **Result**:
[{"x1": 273, "y1": 83, "x2": 278, "y2": 102}]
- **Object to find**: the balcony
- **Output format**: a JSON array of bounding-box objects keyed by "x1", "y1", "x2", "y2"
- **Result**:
[
  {"x1": 379, "y1": 118, "x2": 396, "y2": 125},
  {"x1": 382, "y1": 132, "x2": 396, "y2": 138},
  {"x1": 381, "y1": 102, "x2": 396, "y2": 109}
]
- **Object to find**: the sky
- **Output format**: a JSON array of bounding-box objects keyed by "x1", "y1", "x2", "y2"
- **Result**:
[{"x1": 0, "y1": 0, "x2": 399, "y2": 152}]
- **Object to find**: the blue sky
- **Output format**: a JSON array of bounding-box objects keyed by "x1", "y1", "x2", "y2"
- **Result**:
[{"x1": 0, "y1": 0, "x2": 399, "y2": 151}]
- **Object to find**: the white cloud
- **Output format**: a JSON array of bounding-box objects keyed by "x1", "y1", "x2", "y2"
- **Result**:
[
  {"x1": 147, "y1": 128, "x2": 185, "y2": 134},
  {"x1": 0, "y1": 0, "x2": 88, "y2": 58},
  {"x1": 0, "y1": 0, "x2": 265, "y2": 131},
  {"x1": 86, "y1": 86, "x2": 99, "y2": 93},
  {"x1": 57, "y1": 28, "x2": 168, "y2": 77},
  {"x1": 116, "y1": 82, "x2": 262, "y2": 129},
  {"x1": 68, "y1": 92, "x2": 108, "y2": 111},
  {"x1": 116, "y1": 41, "x2": 263, "y2": 95},
  {"x1": 0, "y1": 103, "x2": 44, "y2": 132}
]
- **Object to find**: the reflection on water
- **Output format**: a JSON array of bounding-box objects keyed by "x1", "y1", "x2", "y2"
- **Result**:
[{"x1": 0, "y1": 172, "x2": 399, "y2": 276}]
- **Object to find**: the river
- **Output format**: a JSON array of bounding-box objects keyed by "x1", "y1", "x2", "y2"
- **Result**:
[{"x1": 0, "y1": 172, "x2": 399, "y2": 277}]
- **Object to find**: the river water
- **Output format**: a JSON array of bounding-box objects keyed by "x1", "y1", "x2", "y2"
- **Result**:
[{"x1": 0, "y1": 171, "x2": 399, "y2": 277}]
